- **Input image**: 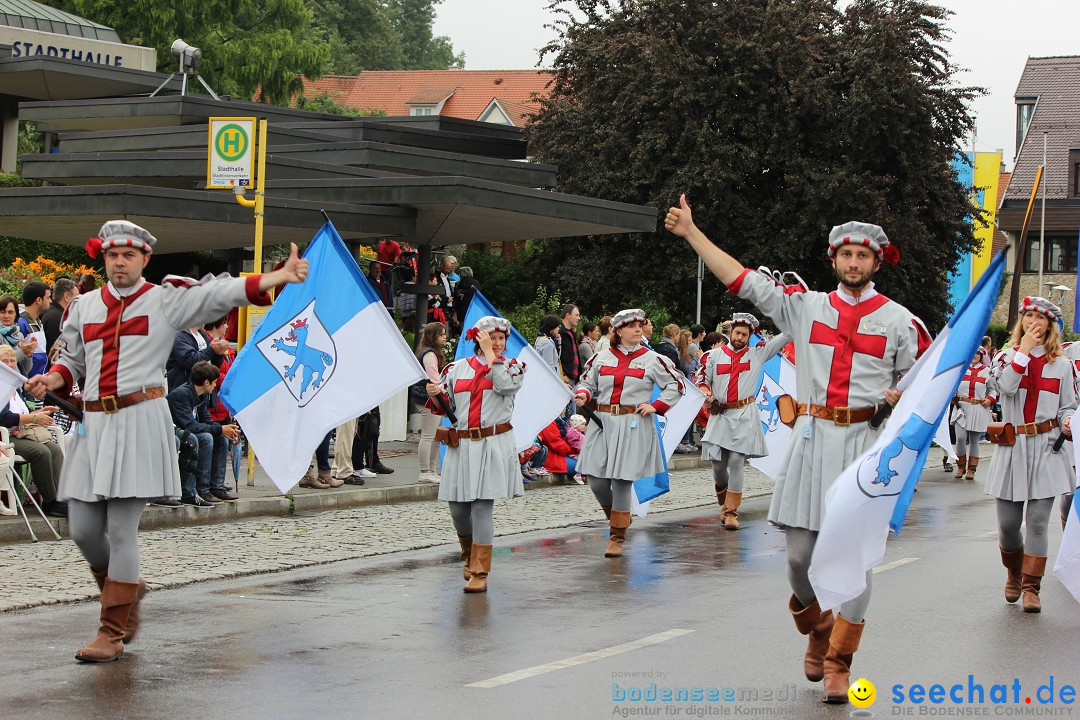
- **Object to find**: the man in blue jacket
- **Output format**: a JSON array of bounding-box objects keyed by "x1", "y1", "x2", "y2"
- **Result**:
[
  {"x1": 165, "y1": 324, "x2": 228, "y2": 392},
  {"x1": 167, "y1": 361, "x2": 240, "y2": 507}
]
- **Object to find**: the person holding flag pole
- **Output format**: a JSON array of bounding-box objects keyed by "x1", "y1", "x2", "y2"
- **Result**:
[
  {"x1": 665, "y1": 196, "x2": 930, "y2": 703},
  {"x1": 984, "y1": 296, "x2": 1075, "y2": 614},
  {"x1": 694, "y1": 312, "x2": 789, "y2": 530},
  {"x1": 426, "y1": 315, "x2": 526, "y2": 593},
  {"x1": 572, "y1": 308, "x2": 685, "y2": 558}
]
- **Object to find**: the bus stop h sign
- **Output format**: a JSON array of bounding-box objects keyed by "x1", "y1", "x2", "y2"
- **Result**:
[{"x1": 207, "y1": 117, "x2": 255, "y2": 189}]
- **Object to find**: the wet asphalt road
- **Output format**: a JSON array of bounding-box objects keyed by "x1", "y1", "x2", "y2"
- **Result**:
[{"x1": 2, "y1": 470, "x2": 1078, "y2": 720}]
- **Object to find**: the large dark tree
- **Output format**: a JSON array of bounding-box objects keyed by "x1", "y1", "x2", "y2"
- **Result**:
[{"x1": 528, "y1": 0, "x2": 981, "y2": 331}]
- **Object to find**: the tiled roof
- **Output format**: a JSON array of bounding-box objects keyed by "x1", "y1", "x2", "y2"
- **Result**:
[
  {"x1": 300, "y1": 70, "x2": 554, "y2": 127},
  {"x1": 1005, "y1": 56, "x2": 1080, "y2": 201}
]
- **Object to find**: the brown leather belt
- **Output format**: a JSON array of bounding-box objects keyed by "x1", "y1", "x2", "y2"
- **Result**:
[
  {"x1": 718, "y1": 397, "x2": 755, "y2": 411},
  {"x1": 589, "y1": 401, "x2": 638, "y2": 416},
  {"x1": 959, "y1": 397, "x2": 983, "y2": 404},
  {"x1": 797, "y1": 403, "x2": 875, "y2": 426},
  {"x1": 446, "y1": 423, "x2": 513, "y2": 442},
  {"x1": 1015, "y1": 419, "x2": 1058, "y2": 436},
  {"x1": 74, "y1": 387, "x2": 165, "y2": 414}
]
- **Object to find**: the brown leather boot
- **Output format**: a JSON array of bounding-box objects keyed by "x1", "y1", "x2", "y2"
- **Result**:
[
  {"x1": 319, "y1": 469, "x2": 344, "y2": 488},
  {"x1": 458, "y1": 535, "x2": 473, "y2": 580},
  {"x1": 90, "y1": 567, "x2": 147, "y2": 643},
  {"x1": 463, "y1": 544, "x2": 493, "y2": 593},
  {"x1": 715, "y1": 486, "x2": 727, "y2": 514},
  {"x1": 298, "y1": 466, "x2": 330, "y2": 490},
  {"x1": 788, "y1": 595, "x2": 834, "y2": 682},
  {"x1": 723, "y1": 491, "x2": 742, "y2": 530},
  {"x1": 605, "y1": 511, "x2": 632, "y2": 557},
  {"x1": 965, "y1": 456, "x2": 979, "y2": 480},
  {"x1": 1000, "y1": 546, "x2": 1024, "y2": 603},
  {"x1": 75, "y1": 578, "x2": 140, "y2": 663},
  {"x1": 953, "y1": 455, "x2": 966, "y2": 479},
  {"x1": 821, "y1": 614, "x2": 865, "y2": 703},
  {"x1": 1021, "y1": 554, "x2": 1046, "y2": 613}
]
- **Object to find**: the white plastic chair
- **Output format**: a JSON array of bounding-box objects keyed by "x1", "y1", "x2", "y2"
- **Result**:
[{"x1": 0, "y1": 426, "x2": 60, "y2": 541}]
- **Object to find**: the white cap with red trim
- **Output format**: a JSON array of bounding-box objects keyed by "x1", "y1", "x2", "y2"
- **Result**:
[
  {"x1": 86, "y1": 220, "x2": 157, "y2": 258},
  {"x1": 611, "y1": 308, "x2": 647, "y2": 330},
  {"x1": 1020, "y1": 296, "x2": 1062, "y2": 321},
  {"x1": 731, "y1": 312, "x2": 760, "y2": 332},
  {"x1": 465, "y1": 315, "x2": 512, "y2": 340},
  {"x1": 827, "y1": 221, "x2": 891, "y2": 260}
]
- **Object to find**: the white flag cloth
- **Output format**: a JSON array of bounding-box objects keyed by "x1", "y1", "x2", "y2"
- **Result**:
[
  {"x1": 1054, "y1": 429, "x2": 1080, "y2": 604},
  {"x1": 220, "y1": 223, "x2": 426, "y2": 493},
  {"x1": 748, "y1": 350, "x2": 797, "y2": 480},
  {"x1": 808, "y1": 252, "x2": 1004, "y2": 611},
  {"x1": 631, "y1": 381, "x2": 704, "y2": 517},
  {"x1": 0, "y1": 362, "x2": 26, "y2": 403}
]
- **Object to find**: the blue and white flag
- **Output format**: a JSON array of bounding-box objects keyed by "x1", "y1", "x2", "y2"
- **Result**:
[
  {"x1": 632, "y1": 378, "x2": 705, "y2": 516},
  {"x1": 453, "y1": 291, "x2": 572, "y2": 451},
  {"x1": 1054, "y1": 441, "x2": 1080, "y2": 604},
  {"x1": 220, "y1": 223, "x2": 425, "y2": 493},
  {"x1": 748, "y1": 335, "x2": 797, "y2": 481},
  {"x1": 808, "y1": 251, "x2": 1006, "y2": 611}
]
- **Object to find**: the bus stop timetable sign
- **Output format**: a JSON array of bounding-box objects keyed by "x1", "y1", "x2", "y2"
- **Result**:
[{"x1": 207, "y1": 117, "x2": 255, "y2": 189}]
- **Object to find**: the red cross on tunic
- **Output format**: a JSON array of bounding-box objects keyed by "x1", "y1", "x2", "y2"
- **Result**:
[
  {"x1": 717, "y1": 345, "x2": 753, "y2": 402},
  {"x1": 809, "y1": 293, "x2": 890, "y2": 407},
  {"x1": 962, "y1": 366, "x2": 985, "y2": 399},
  {"x1": 454, "y1": 357, "x2": 496, "y2": 428},
  {"x1": 599, "y1": 347, "x2": 648, "y2": 404},
  {"x1": 82, "y1": 284, "x2": 152, "y2": 398},
  {"x1": 1018, "y1": 355, "x2": 1060, "y2": 424}
]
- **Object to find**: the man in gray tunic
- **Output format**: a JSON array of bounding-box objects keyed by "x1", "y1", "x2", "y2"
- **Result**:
[
  {"x1": 694, "y1": 312, "x2": 789, "y2": 529},
  {"x1": 27, "y1": 220, "x2": 308, "y2": 663},
  {"x1": 666, "y1": 196, "x2": 929, "y2": 703}
]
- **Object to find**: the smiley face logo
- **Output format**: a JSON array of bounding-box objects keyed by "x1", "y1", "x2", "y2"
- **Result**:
[{"x1": 848, "y1": 678, "x2": 876, "y2": 708}]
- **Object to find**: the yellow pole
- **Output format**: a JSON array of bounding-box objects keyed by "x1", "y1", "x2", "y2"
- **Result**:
[{"x1": 234, "y1": 118, "x2": 268, "y2": 486}]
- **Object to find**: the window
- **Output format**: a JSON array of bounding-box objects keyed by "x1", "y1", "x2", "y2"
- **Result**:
[
  {"x1": 1023, "y1": 235, "x2": 1078, "y2": 273},
  {"x1": 409, "y1": 106, "x2": 435, "y2": 116},
  {"x1": 1016, "y1": 100, "x2": 1036, "y2": 154},
  {"x1": 1071, "y1": 150, "x2": 1080, "y2": 197}
]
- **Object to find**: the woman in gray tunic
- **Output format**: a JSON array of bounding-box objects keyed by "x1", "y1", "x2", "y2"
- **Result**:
[
  {"x1": 427, "y1": 315, "x2": 524, "y2": 592},
  {"x1": 950, "y1": 350, "x2": 993, "y2": 480},
  {"x1": 573, "y1": 308, "x2": 685, "y2": 557},
  {"x1": 985, "y1": 297, "x2": 1076, "y2": 613},
  {"x1": 694, "y1": 311, "x2": 789, "y2": 529}
]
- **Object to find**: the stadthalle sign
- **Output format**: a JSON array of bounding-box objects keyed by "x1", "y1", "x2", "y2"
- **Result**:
[{"x1": 0, "y1": 26, "x2": 155, "y2": 70}]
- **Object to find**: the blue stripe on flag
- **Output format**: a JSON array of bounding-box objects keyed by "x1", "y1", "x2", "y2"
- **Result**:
[{"x1": 888, "y1": 251, "x2": 1006, "y2": 535}]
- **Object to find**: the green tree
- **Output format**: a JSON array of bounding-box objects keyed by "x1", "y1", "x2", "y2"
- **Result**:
[
  {"x1": 41, "y1": 0, "x2": 328, "y2": 104},
  {"x1": 529, "y1": 0, "x2": 981, "y2": 331},
  {"x1": 309, "y1": 0, "x2": 404, "y2": 74},
  {"x1": 386, "y1": 0, "x2": 464, "y2": 69}
]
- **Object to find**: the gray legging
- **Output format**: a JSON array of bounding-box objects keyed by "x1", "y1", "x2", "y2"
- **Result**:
[
  {"x1": 997, "y1": 497, "x2": 1055, "y2": 556},
  {"x1": 588, "y1": 477, "x2": 633, "y2": 512},
  {"x1": 67, "y1": 498, "x2": 147, "y2": 582},
  {"x1": 953, "y1": 425, "x2": 982, "y2": 458},
  {"x1": 448, "y1": 500, "x2": 495, "y2": 545},
  {"x1": 711, "y1": 450, "x2": 746, "y2": 492},
  {"x1": 785, "y1": 527, "x2": 873, "y2": 623}
]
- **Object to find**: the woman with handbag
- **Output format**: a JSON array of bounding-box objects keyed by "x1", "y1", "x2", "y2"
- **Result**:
[
  {"x1": 951, "y1": 349, "x2": 994, "y2": 480},
  {"x1": 426, "y1": 315, "x2": 525, "y2": 592},
  {"x1": 415, "y1": 322, "x2": 447, "y2": 483},
  {"x1": 985, "y1": 297, "x2": 1076, "y2": 614},
  {"x1": 573, "y1": 309, "x2": 685, "y2": 557}
]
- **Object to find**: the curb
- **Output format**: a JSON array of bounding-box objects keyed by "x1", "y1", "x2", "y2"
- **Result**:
[{"x1": 0, "y1": 456, "x2": 711, "y2": 544}]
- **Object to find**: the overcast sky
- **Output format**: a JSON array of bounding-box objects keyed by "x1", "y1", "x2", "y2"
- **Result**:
[{"x1": 433, "y1": 0, "x2": 1080, "y2": 169}]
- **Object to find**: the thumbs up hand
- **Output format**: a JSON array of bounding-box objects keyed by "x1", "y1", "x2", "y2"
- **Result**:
[{"x1": 664, "y1": 193, "x2": 695, "y2": 239}]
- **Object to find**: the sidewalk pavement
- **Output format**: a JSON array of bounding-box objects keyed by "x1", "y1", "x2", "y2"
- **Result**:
[{"x1": 0, "y1": 433, "x2": 710, "y2": 545}]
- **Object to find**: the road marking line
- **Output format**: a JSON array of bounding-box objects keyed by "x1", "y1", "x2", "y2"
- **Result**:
[
  {"x1": 873, "y1": 557, "x2": 919, "y2": 574},
  {"x1": 981, "y1": 531, "x2": 998, "y2": 539},
  {"x1": 466, "y1": 628, "x2": 694, "y2": 688}
]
